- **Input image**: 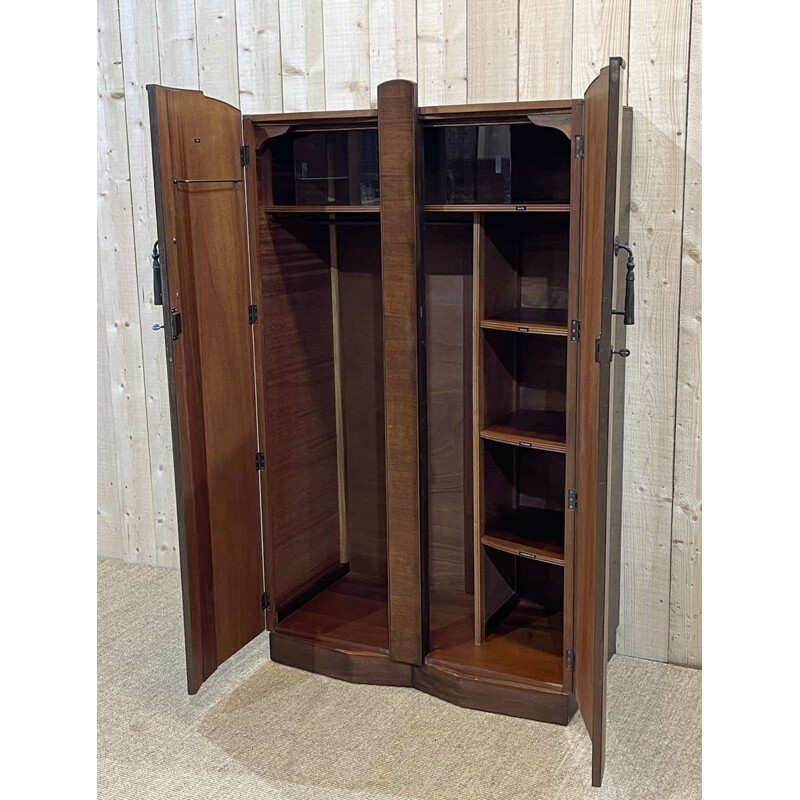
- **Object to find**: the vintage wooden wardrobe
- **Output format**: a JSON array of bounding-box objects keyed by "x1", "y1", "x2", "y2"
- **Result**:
[{"x1": 147, "y1": 57, "x2": 633, "y2": 787}]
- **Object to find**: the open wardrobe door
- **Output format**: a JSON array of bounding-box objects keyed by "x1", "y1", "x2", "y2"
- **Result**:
[
  {"x1": 574, "y1": 58, "x2": 625, "y2": 787},
  {"x1": 148, "y1": 86, "x2": 265, "y2": 694}
]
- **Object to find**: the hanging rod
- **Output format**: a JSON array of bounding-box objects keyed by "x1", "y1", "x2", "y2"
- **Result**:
[{"x1": 172, "y1": 178, "x2": 243, "y2": 184}]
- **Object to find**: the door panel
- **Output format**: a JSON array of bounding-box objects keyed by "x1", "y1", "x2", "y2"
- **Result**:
[
  {"x1": 148, "y1": 86, "x2": 264, "y2": 694},
  {"x1": 574, "y1": 58, "x2": 624, "y2": 787}
]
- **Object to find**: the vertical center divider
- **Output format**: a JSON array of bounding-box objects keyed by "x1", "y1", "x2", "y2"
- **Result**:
[{"x1": 378, "y1": 80, "x2": 428, "y2": 665}]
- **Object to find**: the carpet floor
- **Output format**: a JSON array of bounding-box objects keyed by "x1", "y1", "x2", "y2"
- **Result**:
[{"x1": 98, "y1": 559, "x2": 701, "y2": 799}]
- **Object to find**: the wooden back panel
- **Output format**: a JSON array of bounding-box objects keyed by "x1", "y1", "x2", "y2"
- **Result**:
[
  {"x1": 378, "y1": 80, "x2": 427, "y2": 665},
  {"x1": 337, "y1": 222, "x2": 387, "y2": 582},
  {"x1": 574, "y1": 59, "x2": 624, "y2": 787},
  {"x1": 258, "y1": 217, "x2": 341, "y2": 607},
  {"x1": 147, "y1": 86, "x2": 264, "y2": 694}
]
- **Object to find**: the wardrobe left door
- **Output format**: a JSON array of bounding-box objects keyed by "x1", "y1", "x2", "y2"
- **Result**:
[{"x1": 148, "y1": 86, "x2": 265, "y2": 694}]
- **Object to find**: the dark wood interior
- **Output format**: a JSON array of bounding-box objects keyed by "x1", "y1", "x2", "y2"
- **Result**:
[{"x1": 256, "y1": 129, "x2": 389, "y2": 649}]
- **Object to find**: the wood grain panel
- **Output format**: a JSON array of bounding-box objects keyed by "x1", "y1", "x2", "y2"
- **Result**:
[
  {"x1": 416, "y1": 0, "x2": 467, "y2": 106},
  {"x1": 258, "y1": 217, "x2": 341, "y2": 604},
  {"x1": 574, "y1": 60, "x2": 623, "y2": 787},
  {"x1": 668, "y1": 0, "x2": 701, "y2": 669},
  {"x1": 466, "y1": 0, "x2": 518, "y2": 103},
  {"x1": 148, "y1": 86, "x2": 264, "y2": 691},
  {"x1": 195, "y1": 0, "x2": 240, "y2": 106},
  {"x1": 98, "y1": 0, "x2": 157, "y2": 565},
  {"x1": 571, "y1": 0, "x2": 631, "y2": 99},
  {"x1": 519, "y1": 0, "x2": 573, "y2": 101},
  {"x1": 322, "y1": 0, "x2": 370, "y2": 109},
  {"x1": 617, "y1": 0, "x2": 692, "y2": 662},
  {"x1": 97, "y1": 256, "x2": 123, "y2": 558},
  {"x1": 424, "y1": 222, "x2": 473, "y2": 595},
  {"x1": 337, "y1": 223, "x2": 387, "y2": 582},
  {"x1": 155, "y1": 0, "x2": 199, "y2": 89},
  {"x1": 236, "y1": 0, "x2": 283, "y2": 114},
  {"x1": 378, "y1": 80, "x2": 425, "y2": 665},
  {"x1": 279, "y1": 0, "x2": 325, "y2": 112},
  {"x1": 368, "y1": 0, "x2": 417, "y2": 105},
  {"x1": 120, "y1": 0, "x2": 179, "y2": 568}
]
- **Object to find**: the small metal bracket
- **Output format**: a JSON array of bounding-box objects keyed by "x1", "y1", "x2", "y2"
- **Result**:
[
  {"x1": 170, "y1": 308, "x2": 182, "y2": 341},
  {"x1": 574, "y1": 135, "x2": 584, "y2": 160},
  {"x1": 568, "y1": 490, "x2": 578, "y2": 511},
  {"x1": 566, "y1": 650, "x2": 575, "y2": 670},
  {"x1": 261, "y1": 592, "x2": 270, "y2": 610},
  {"x1": 240, "y1": 145, "x2": 250, "y2": 167},
  {"x1": 248, "y1": 305, "x2": 258, "y2": 325},
  {"x1": 255, "y1": 452, "x2": 265, "y2": 471},
  {"x1": 570, "y1": 319, "x2": 581, "y2": 342},
  {"x1": 594, "y1": 335, "x2": 602, "y2": 363}
]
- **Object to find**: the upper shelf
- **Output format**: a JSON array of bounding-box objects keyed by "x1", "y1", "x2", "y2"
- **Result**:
[
  {"x1": 424, "y1": 204, "x2": 570, "y2": 213},
  {"x1": 481, "y1": 308, "x2": 569, "y2": 336},
  {"x1": 480, "y1": 409, "x2": 567, "y2": 452},
  {"x1": 264, "y1": 205, "x2": 379, "y2": 214}
]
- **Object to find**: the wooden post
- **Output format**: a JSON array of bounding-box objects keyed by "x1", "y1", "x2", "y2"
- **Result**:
[{"x1": 378, "y1": 79, "x2": 427, "y2": 666}]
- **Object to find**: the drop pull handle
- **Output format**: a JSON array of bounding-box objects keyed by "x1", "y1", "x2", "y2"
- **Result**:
[
  {"x1": 612, "y1": 237, "x2": 635, "y2": 325},
  {"x1": 612, "y1": 348, "x2": 630, "y2": 359}
]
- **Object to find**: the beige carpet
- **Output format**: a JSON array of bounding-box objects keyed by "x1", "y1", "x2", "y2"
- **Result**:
[{"x1": 98, "y1": 559, "x2": 701, "y2": 799}]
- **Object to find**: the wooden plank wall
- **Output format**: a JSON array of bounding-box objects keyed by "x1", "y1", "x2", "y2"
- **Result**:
[{"x1": 97, "y1": 0, "x2": 702, "y2": 666}]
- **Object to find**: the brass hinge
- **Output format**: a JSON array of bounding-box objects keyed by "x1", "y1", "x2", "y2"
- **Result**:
[
  {"x1": 570, "y1": 319, "x2": 581, "y2": 341},
  {"x1": 255, "y1": 452, "x2": 265, "y2": 471},
  {"x1": 248, "y1": 304, "x2": 258, "y2": 324},
  {"x1": 566, "y1": 650, "x2": 575, "y2": 670},
  {"x1": 240, "y1": 145, "x2": 250, "y2": 167},
  {"x1": 568, "y1": 490, "x2": 578, "y2": 511},
  {"x1": 261, "y1": 591, "x2": 270, "y2": 610},
  {"x1": 574, "y1": 135, "x2": 584, "y2": 159}
]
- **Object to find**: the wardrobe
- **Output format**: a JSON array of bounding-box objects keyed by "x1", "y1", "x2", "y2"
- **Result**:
[{"x1": 147, "y1": 56, "x2": 633, "y2": 787}]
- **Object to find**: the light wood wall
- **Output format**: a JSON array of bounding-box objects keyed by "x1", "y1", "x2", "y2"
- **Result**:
[{"x1": 97, "y1": 0, "x2": 702, "y2": 666}]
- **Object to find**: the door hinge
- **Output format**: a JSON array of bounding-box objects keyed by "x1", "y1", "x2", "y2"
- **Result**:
[
  {"x1": 261, "y1": 591, "x2": 270, "y2": 610},
  {"x1": 566, "y1": 650, "x2": 575, "y2": 670},
  {"x1": 570, "y1": 319, "x2": 581, "y2": 341},
  {"x1": 255, "y1": 452, "x2": 265, "y2": 471},
  {"x1": 568, "y1": 489, "x2": 578, "y2": 511},
  {"x1": 170, "y1": 307, "x2": 182, "y2": 341},
  {"x1": 240, "y1": 145, "x2": 250, "y2": 167},
  {"x1": 574, "y1": 135, "x2": 584, "y2": 159},
  {"x1": 248, "y1": 304, "x2": 258, "y2": 324}
]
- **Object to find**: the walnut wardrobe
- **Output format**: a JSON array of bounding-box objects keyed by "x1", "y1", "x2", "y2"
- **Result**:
[{"x1": 147, "y1": 57, "x2": 633, "y2": 787}]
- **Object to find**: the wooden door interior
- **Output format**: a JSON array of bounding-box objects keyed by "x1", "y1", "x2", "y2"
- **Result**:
[{"x1": 147, "y1": 86, "x2": 265, "y2": 694}]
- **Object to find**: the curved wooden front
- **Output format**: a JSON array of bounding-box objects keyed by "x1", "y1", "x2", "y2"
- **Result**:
[{"x1": 270, "y1": 633, "x2": 575, "y2": 725}]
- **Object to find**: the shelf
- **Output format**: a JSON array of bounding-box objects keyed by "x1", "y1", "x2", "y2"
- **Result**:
[
  {"x1": 482, "y1": 507, "x2": 565, "y2": 566},
  {"x1": 427, "y1": 593, "x2": 563, "y2": 688},
  {"x1": 480, "y1": 409, "x2": 566, "y2": 452},
  {"x1": 264, "y1": 205, "x2": 380, "y2": 214},
  {"x1": 481, "y1": 308, "x2": 569, "y2": 336},
  {"x1": 424, "y1": 204, "x2": 570, "y2": 213},
  {"x1": 275, "y1": 572, "x2": 389, "y2": 653}
]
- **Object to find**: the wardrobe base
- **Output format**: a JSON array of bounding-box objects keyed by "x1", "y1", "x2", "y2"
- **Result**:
[{"x1": 270, "y1": 632, "x2": 576, "y2": 725}]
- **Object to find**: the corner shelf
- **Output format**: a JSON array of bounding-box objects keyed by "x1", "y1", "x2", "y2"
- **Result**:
[
  {"x1": 480, "y1": 409, "x2": 567, "y2": 452},
  {"x1": 482, "y1": 507, "x2": 565, "y2": 566}
]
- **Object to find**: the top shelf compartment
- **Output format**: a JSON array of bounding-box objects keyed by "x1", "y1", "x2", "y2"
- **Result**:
[
  {"x1": 423, "y1": 123, "x2": 571, "y2": 206},
  {"x1": 267, "y1": 129, "x2": 379, "y2": 207}
]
